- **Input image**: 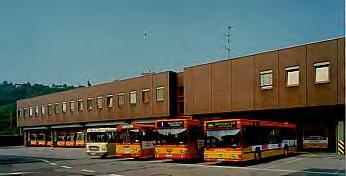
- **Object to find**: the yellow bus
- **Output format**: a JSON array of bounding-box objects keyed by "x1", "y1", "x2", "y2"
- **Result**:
[
  {"x1": 115, "y1": 123, "x2": 156, "y2": 159},
  {"x1": 86, "y1": 128, "x2": 117, "y2": 158},
  {"x1": 204, "y1": 119, "x2": 296, "y2": 162},
  {"x1": 155, "y1": 117, "x2": 204, "y2": 160}
]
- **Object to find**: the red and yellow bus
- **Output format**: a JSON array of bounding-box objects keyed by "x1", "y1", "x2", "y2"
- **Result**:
[
  {"x1": 204, "y1": 119, "x2": 296, "y2": 162},
  {"x1": 29, "y1": 132, "x2": 38, "y2": 146},
  {"x1": 116, "y1": 123, "x2": 156, "y2": 159},
  {"x1": 57, "y1": 131, "x2": 66, "y2": 147},
  {"x1": 37, "y1": 131, "x2": 52, "y2": 147},
  {"x1": 155, "y1": 117, "x2": 204, "y2": 160},
  {"x1": 303, "y1": 126, "x2": 328, "y2": 149},
  {"x1": 76, "y1": 131, "x2": 86, "y2": 147}
]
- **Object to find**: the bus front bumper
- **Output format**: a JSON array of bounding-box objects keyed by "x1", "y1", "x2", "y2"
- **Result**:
[{"x1": 87, "y1": 151, "x2": 108, "y2": 157}]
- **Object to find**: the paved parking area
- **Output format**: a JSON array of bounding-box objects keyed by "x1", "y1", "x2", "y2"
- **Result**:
[{"x1": 0, "y1": 146, "x2": 345, "y2": 176}]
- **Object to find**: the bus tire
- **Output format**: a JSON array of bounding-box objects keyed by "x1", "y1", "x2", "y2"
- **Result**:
[
  {"x1": 254, "y1": 150, "x2": 261, "y2": 162},
  {"x1": 100, "y1": 155, "x2": 106, "y2": 159},
  {"x1": 283, "y1": 146, "x2": 289, "y2": 157}
]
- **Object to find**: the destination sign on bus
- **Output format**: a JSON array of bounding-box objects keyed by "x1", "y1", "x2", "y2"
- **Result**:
[
  {"x1": 157, "y1": 121, "x2": 184, "y2": 128},
  {"x1": 206, "y1": 121, "x2": 237, "y2": 129}
]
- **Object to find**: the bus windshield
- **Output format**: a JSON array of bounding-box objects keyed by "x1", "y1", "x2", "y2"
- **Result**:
[
  {"x1": 205, "y1": 129, "x2": 240, "y2": 147},
  {"x1": 117, "y1": 129, "x2": 141, "y2": 144},
  {"x1": 87, "y1": 132, "x2": 115, "y2": 143},
  {"x1": 156, "y1": 128, "x2": 188, "y2": 145}
]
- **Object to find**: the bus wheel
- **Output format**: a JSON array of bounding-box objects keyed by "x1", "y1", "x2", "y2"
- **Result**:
[
  {"x1": 254, "y1": 151, "x2": 261, "y2": 161},
  {"x1": 101, "y1": 155, "x2": 106, "y2": 159}
]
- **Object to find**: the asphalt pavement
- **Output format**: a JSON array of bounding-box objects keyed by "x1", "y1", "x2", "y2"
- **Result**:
[{"x1": 0, "y1": 146, "x2": 345, "y2": 176}]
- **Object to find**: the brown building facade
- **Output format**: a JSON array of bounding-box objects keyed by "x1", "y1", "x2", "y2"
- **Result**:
[
  {"x1": 17, "y1": 37, "x2": 345, "y2": 152},
  {"x1": 17, "y1": 71, "x2": 177, "y2": 127},
  {"x1": 184, "y1": 38, "x2": 344, "y2": 114}
]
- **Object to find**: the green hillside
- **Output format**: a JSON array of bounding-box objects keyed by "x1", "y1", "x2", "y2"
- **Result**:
[{"x1": 0, "y1": 81, "x2": 76, "y2": 135}]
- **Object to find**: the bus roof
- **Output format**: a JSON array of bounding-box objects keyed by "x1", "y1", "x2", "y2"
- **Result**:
[
  {"x1": 87, "y1": 128, "x2": 117, "y2": 132},
  {"x1": 155, "y1": 118, "x2": 203, "y2": 128},
  {"x1": 116, "y1": 123, "x2": 156, "y2": 130},
  {"x1": 204, "y1": 119, "x2": 295, "y2": 129}
]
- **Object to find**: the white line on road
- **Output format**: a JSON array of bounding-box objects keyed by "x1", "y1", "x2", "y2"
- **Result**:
[
  {"x1": 266, "y1": 158, "x2": 303, "y2": 168},
  {"x1": 61, "y1": 165, "x2": 72, "y2": 169},
  {"x1": 97, "y1": 174, "x2": 124, "y2": 176},
  {"x1": 178, "y1": 163, "x2": 342, "y2": 175},
  {"x1": 82, "y1": 169, "x2": 96, "y2": 173},
  {"x1": 0, "y1": 172, "x2": 37, "y2": 175},
  {"x1": 145, "y1": 159, "x2": 171, "y2": 163},
  {"x1": 37, "y1": 159, "x2": 50, "y2": 163},
  {"x1": 49, "y1": 162, "x2": 57, "y2": 165}
]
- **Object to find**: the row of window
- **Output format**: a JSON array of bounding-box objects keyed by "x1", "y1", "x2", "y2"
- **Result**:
[
  {"x1": 260, "y1": 61, "x2": 330, "y2": 90},
  {"x1": 18, "y1": 86, "x2": 165, "y2": 118}
]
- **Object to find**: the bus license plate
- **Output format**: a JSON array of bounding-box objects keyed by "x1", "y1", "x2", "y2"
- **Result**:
[
  {"x1": 217, "y1": 159, "x2": 225, "y2": 162},
  {"x1": 166, "y1": 154, "x2": 172, "y2": 158},
  {"x1": 90, "y1": 153, "x2": 96, "y2": 156}
]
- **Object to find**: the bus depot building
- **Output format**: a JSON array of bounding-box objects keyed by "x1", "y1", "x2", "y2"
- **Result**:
[{"x1": 16, "y1": 37, "x2": 345, "y2": 154}]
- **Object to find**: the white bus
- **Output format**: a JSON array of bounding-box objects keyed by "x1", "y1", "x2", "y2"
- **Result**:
[{"x1": 86, "y1": 128, "x2": 117, "y2": 158}]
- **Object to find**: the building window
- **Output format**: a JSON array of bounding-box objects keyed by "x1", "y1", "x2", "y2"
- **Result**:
[
  {"x1": 29, "y1": 107, "x2": 33, "y2": 117},
  {"x1": 118, "y1": 93, "x2": 125, "y2": 107},
  {"x1": 286, "y1": 66, "x2": 300, "y2": 87},
  {"x1": 35, "y1": 106, "x2": 39, "y2": 117},
  {"x1": 17, "y1": 109, "x2": 21, "y2": 118},
  {"x1": 314, "y1": 61, "x2": 330, "y2": 84},
  {"x1": 156, "y1": 86, "x2": 165, "y2": 101},
  {"x1": 142, "y1": 89, "x2": 151, "y2": 104},
  {"x1": 78, "y1": 99, "x2": 84, "y2": 111},
  {"x1": 260, "y1": 70, "x2": 273, "y2": 90},
  {"x1": 96, "y1": 96, "x2": 103, "y2": 109},
  {"x1": 87, "y1": 98, "x2": 93, "y2": 110},
  {"x1": 129, "y1": 91, "x2": 137, "y2": 105},
  {"x1": 106, "y1": 95, "x2": 113, "y2": 108},
  {"x1": 47, "y1": 104, "x2": 52, "y2": 115},
  {"x1": 23, "y1": 108, "x2": 27, "y2": 117},
  {"x1": 62, "y1": 102, "x2": 67, "y2": 113},
  {"x1": 41, "y1": 105, "x2": 46, "y2": 115},
  {"x1": 54, "y1": 103, "x2": 59, "y2": 114},
  {"x1": 70, "y1": 101, "x2": 75, "y2": 112}
]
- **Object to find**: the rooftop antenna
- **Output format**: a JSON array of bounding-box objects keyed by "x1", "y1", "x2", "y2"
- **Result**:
[{"x1": 225, "y1": 26, "x2": 233, "y2": 58}]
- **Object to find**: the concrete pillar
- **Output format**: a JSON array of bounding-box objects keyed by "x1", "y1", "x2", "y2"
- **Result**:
[
  {"x1": 23, "y1": 130, "x2": 27, "y2": 147},
  {"x1": 337, "y1": 121, "x2": 345, "y2": 155}
]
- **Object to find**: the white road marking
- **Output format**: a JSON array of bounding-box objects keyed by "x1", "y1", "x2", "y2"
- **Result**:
[
  {"x1": 145, "y1": 159, "x2": 171, "y2": 163},
  {"x1": 37, "y1": 159, "x2": 50, "y2": 163},
  {"x1": 177, "y1": 163, "x2": 341, "y2": 175},
  {"x1": 98, "y1": 174, "x2": 124, "y2": 176},
  {"x1": 61, "y1": 165, "x2": 72, "y2": 169},
  {"x1": 82, "y1": 169, "x2": 96, "y2": 173},
  {"x1": 0, "y1": 172, "x2": 37, "y2": 175},
  {"x1": 49, "y1": 162, "x2": 57, "y2": 165},
  {"x1": 266, "y1": 158, "x2": 303, "y2": 168}
]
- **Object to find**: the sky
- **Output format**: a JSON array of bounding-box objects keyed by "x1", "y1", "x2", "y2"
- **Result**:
[{"x1": 0, "y1": 0, "x2": 344, "y2": 86}]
